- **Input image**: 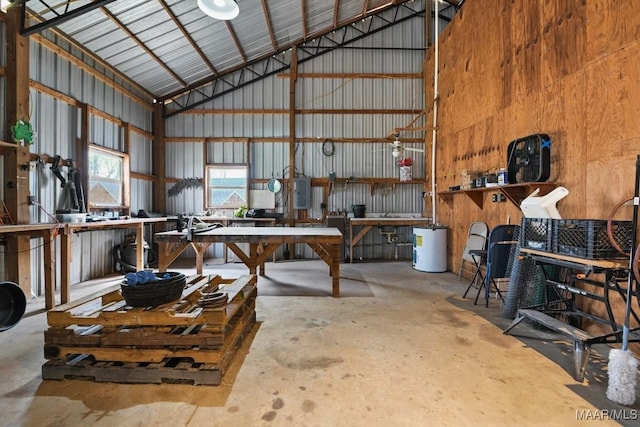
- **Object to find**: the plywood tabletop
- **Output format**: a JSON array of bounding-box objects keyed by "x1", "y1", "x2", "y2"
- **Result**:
[
  {"x1": 0, "y1": 223, "x2": 60, "y2": 233},
  {"x1": 349, "y1": 217, "x2": 432, "y2": 225},
  {"x1": 157, "y1": 226, "x2": 342, "y2": 238}
]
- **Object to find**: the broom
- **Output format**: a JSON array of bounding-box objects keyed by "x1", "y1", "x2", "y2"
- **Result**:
[{"x1": 607, "y1": 155, "x2": 640, "y2": 406}]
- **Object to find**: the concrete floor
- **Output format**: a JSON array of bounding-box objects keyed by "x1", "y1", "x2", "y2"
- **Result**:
[{"x1": 1, "y1": 259, "x2": 639, "y2": 426}]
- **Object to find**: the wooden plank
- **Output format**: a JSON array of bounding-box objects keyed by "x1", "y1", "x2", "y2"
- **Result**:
[
  {"x1": 220, "y1": 275, "x2": 255, "y2": 303},
  {"x1": 42, "y1": 358, "x2": 223, "y2": 386},
  {"x1": 44, "y1": 304, "x2": 257, "y2": 364},
  {"x1": 43, "y1": 345, "x2": 224, "y2": 364},
  {"x1": 47, "y1": 275, "x2": 255, "y2": 327},
  {"x1": 43, "y1": 295, "x2": 257, "y2": 351},
  {"x1": 520, "y1": 248, "x2": 628, "y2": 270}
]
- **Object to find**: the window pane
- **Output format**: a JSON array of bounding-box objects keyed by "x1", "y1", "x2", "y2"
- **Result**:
[
  {"x1": 206, "y1": 165, "x2": 248, "y2": 209},
  {"x1": 89, "y1": 148, "x2": 123, "y2": 207}
]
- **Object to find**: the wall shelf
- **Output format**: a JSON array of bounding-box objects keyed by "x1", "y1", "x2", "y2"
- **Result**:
[
  {"x1": 0, "y1": 140, "x2": 19, "y2": 155},
  {"x1": 438, "y1": 183, "x2": 557, "y2": 209}
]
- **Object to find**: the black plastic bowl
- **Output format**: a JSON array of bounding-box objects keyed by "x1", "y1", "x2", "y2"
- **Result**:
[
  {"x1": 120, "y1": 272, "x2": 186, "y2": 307},
  {"x1": 0, "y1": 281, "x2": 27, "y2": 332}
]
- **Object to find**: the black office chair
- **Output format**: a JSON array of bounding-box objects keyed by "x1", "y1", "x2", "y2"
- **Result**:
[{"x1": 474, "y1": 224, "x2": 520, "y2": 307}]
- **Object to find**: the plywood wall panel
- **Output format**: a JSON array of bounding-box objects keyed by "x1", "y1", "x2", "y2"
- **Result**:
[
  {"x1": 585, "y1": 156, "x2": 637, "y2": 220},
  {"x1": 586, "y1": 0, "x2": 640, "y2": 61},
  {"x1": 541, "y1": 0, "x2": 587, "y2": 87},
  {"x1": 437, "y1": 1, "x2": 505, "y2": 131},
  {"x1": 585, "y1": 45, "x2": 640, "y2": 160},
  {"x1": 501, "y1": 0, "x2": 535, "y2": 108},
  {"x1": 431, "y1": 0, "x2": 640, "y2": 273}
]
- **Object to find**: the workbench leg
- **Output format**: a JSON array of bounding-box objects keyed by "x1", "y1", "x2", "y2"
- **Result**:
[
  {"x1": 331, "y1": 243, "x2": 340, "y2": 297},
  {"x1": 158, "y1": 243, "x2": 168, "y2": 272},
  {"x1": 60, "y1": 231, "x2": 72, "y2": 305},
  {"x1": 573, "y1": 342, "x2": 591, "y2": 382},
  {"x1": 43, "y1": 230, "x2": 55, "y2": 309},
  {"x1": 502, "y1": 312, "x2": 526, "y2": 335},
  {"x1": 135, "y1": 223, "x2": 144, "y2": 270},
  {"x1": 191, "y1": 243, "x2": 211, "y2": 275},
  {"x1": 251, "y1": 244, "x2": 265, "y2": 276},
  {"x1": 349, "y1": 225, "x2": 353, "y2": 264}
]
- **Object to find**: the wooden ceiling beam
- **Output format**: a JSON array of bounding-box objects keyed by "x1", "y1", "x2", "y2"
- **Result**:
[
  {"x1": 225, "y1": 21, "x2": 247, "y2": 64},
  {"x1": 301, "y1": 0, "x2": 308, "y2": 40},
  {"x1": 160, "y1": 0, "x2": 419, "y2": 103},
  {"x1": 362, "y1": 0, "x2": 370, "y2": 16},
  {"x1": 158, "y1": 0, "x2": 218, "y2": 76},
  {"x1": 100, "y1": 6, "x2": 188, "y2": 88},
  {"x1": 261, "y1": 0, "x2": 277, "y2": 51}
]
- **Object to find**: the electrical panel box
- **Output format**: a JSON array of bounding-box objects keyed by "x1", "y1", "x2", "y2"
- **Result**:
[{"x1": 293, "y1": 177, "x2": 311, "y2": 209}]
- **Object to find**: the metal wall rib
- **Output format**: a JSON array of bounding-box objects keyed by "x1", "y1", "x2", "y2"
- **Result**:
[
  {"x1": 165, "y1": 16, "x2": 427, "y2": 261},
  {"x1": 0, "y1": 5, "x2": 441, "y2": 294}
]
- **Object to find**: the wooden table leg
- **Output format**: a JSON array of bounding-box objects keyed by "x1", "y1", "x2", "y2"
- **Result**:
[
  {"x1": 308, "y1": 242, "x2": 341, "y2": 298},
  {"x1": 60, "y1": 229, "x2": 72, "y2": 305},
  {"x1": 250, "y1": 243, "x2": 265, "y2": 276},
  {"x1": 226, "y1": 243, "x2": 256, "y2": 274},
  {"x1": 349, "y1": 222, "x2": 353, "y2": 263},
  {"x1": 42, "y1": 229, "x2": 56, "y2": 309},
  {"x1": 157, "y1": 241, "x2": 190, "y2": 272},
  {"x1": 135, "y1": 223, "x2": 144, "y2": 270},
  {"x1": 350, "y1": 225, "x2": 372, "y2": 264},
  {"x1": 331, "y1": 243, "x2": 340, "y2": 297},
  {"x1": 191, "y1": 243, "x2": 212, "y2": 274}
]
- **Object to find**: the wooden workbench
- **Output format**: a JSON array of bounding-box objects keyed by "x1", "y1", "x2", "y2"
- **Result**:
[
  {"x1": 518, "y1": 248, "x2": 628, "y2": 270},
  {"x1": 59, "y1": 217, "x2": 167, "y2": 306},
  {"x1": 348, "y1": 217, "x2": 432, "y2": 263},
  {"x1": 0, "y1": 223, "x2": 60, "y2": 309},
  {"x1": 506, "y1": 247, "x2": 636, "y2": 381},
  {"x1": 155, "y1": 226, "x2": 344, "y2": 297},
  {"x1": 166, "y1": 216, "x2": 277, "y2": 262}
]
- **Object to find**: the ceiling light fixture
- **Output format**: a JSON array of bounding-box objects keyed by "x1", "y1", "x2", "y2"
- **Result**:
[{"x1": 197, "y1": 0, "x2": 239, "y2": 20}]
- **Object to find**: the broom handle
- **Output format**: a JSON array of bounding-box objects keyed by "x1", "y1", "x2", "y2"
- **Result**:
[{"x1": 623, "y1": 154, "x2": 640, "y2": 351}]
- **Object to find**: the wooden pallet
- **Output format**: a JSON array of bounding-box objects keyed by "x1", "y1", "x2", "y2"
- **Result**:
[
  {"x1": 44, "y1": 291, "x2": 256, "y2": 354},
  {"x1": 47, "y1": 274, "x2": 255, "y2": 327},
  {"x1": 42, "y1": 274, "x2": 257, "y2": 385},
  {"x1": 42, "y1": 312, "x2": 257, "y2": 386}
]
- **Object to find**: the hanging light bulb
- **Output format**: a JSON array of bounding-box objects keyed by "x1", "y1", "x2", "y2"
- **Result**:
[{"x1": 197, "y1": 0, "x2": 239, "y2": 20}]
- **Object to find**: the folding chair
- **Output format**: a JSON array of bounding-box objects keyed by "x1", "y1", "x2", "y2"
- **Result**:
[
  {"x1": 474, "y1": 224, "x2": 520, "y2": 307},
  {"x1": 459, "y1": 221, "x2": 489, "y2": 281}
]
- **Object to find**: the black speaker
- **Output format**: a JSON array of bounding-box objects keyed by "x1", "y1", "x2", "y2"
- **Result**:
[{"x1": 507, "y1": 134, "x2": 551, "y2": 184}]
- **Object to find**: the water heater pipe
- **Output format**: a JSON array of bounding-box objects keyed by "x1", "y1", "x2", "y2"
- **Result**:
[{"x1": 430, "y1": 0, "x2": 439, "y2": 224}]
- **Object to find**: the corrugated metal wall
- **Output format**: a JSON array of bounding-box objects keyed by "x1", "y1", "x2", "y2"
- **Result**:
[
  {"x1": 165, "y1": 14, "x2": 427, "y2": 261},
  {"x1": 0, "y1": 28, "x2": 154, "y2": 293},
  {"x1": 1, "y1": 4, "x2": 440, "y2": 295}
]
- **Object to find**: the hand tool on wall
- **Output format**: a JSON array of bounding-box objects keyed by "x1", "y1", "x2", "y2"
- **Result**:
[{"x1": 50, "y1": 155, "x2": 66, "y2": 187}]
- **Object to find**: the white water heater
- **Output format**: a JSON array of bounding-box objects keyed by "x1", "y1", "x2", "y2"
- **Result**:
[{"x1": 413, "y1": 226, "x2": 447, "y2": 272}]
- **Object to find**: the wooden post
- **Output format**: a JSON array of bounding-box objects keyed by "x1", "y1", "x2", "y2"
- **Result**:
[
  {"x1": 153, "y1": 103, "x2": 166, "y2": 213},
  {"x1": 425, "y1": 0, "x2": 432, "y2": 48},
  {"x1": 287, "y1": 46, "x2": 298, "y2": 259},
  {"x1": 79, "y1": 104, "x2": 90, "y2": 212},
  {"x1": 5, "y1": 5, "x2": 32, "y2": 294}
]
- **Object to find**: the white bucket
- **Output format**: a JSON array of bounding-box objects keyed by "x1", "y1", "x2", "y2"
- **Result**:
[{"x1": 400, "y1": 166, "x2": 412, "y2": 182}]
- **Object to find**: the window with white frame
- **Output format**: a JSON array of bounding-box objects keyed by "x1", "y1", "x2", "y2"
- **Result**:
[
  {"x1": 88, "y1": 146, "x2": 128, "y2": 209},
  {"x1": 205, "y1": 164, "x2": 248, "y2": 209}
]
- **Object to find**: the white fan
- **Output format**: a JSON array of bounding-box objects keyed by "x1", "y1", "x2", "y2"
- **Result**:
[{"x1": 383, "y1": 133, "x2": 425, "y2": 158}]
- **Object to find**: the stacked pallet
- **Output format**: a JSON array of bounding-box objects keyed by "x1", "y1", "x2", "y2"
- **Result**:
[{"x1": 42, "y1": 274, "x2": 257, "y2": 386}]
